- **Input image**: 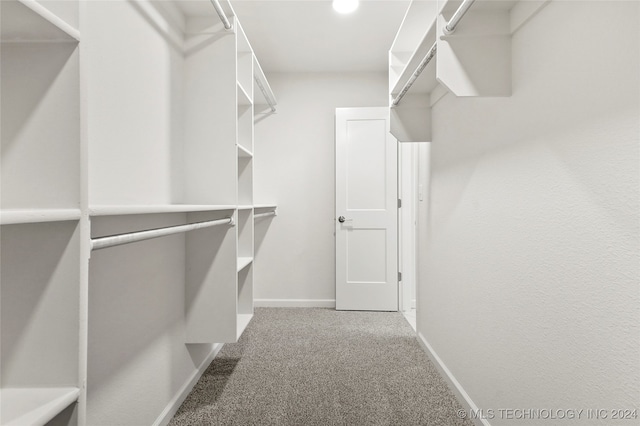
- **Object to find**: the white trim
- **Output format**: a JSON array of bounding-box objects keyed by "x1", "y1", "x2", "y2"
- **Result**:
[
  {"x1": 416, "y1": 332, "x2": 491, "y2": 426},
  {"x1": 153, "y1": 343, "x2": 224, "y2": 426},
  {"x1": 254, "y1": 299, "x2": 336, "y2": 308}
]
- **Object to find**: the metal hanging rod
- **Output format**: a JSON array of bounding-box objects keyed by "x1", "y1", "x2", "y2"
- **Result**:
[
  {"x1": 254, "y1": 76, "x2": 277, "y2": 113},
  {"x1": 91, "y1": 217, "x2": 234, "y2": 251},
  {"x1": 254, "y1": 211, "x2": 277, "y2": 219},
  {"x1": 444, "y1": 0, "x2": 477, "y2": 34},
  {"x1": 391, "y1": 41, "x2": 437, "y2": 107},
  {"x1": 210, "y1": 0, "x2": 232, "y2": 30}
]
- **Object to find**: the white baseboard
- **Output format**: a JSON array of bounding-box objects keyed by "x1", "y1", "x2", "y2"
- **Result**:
[
  {"x1": 416, "y1": 332, "x2": 491, "y2": 426},
  {"x1": 254, "y1": 299, "x2": 336, "y2": 308},
  {"x1": 153, "y1": 343, "x2": 224, "y2": 426}
]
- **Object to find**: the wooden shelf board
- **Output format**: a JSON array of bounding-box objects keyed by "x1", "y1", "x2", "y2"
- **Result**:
[
  {"x1": 0, "y1": 208, "x2": 81, "y2": 225},
  {"x1": 1, "y1": 0, "x2": 80, "y2": 42},
  {"x1": 89, "y1": 204, "x2": 236, "y2": 217},
  {"x1": 236, "y1": 313, "x2": 253, "y2": 337},
  {"x1": 237, "y1": 256, "x2": 253, "y2": 272},
  {"x1": 1, "y1": 387, "x2": 79, "y2": 426}
]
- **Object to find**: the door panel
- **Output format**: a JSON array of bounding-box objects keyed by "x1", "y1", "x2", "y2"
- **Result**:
[
  {"x1": 346, "y1": 119, "x2": 387, "y2": 210},
  {"x1": 336, "y1": 107, "x2": 398, "y2": 311}
]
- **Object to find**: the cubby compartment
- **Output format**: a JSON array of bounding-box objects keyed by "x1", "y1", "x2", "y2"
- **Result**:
[
  {"x1": 237, "y1": 208, "x2": 254, "y2": 269},
  {"x1": 1, "y1": 221, "x2": 81, "y2": 426},
  {"x1": 237, "y1": 93, "x2": 254, "y2": 154},
  {"x1": 236, "y1": 21, "x2": 253, "y2": 104},
  {"x1": 238, "y1": 156, "x2": 253, "y2": 207},
  {"x1": 237, "y1": 263, "x2": 254, "y2": 338},
  {"x1": 1, "y1": 0, "x2": 80, "y2": 219}
]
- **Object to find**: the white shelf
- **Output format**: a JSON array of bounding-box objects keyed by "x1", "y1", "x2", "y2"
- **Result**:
[
  {"x1": 237, "y1": 205, "x2": 253, "y2": 210},
  {"x1": 237, "y1": 256, "x2": 253, "y2": 272},
  {"x1": 439, "y1": 0, "x2": 518, "y2": 15},
  {"x1": 253, "y1": 57, "x2": 277, "y2": 114},
  {"x1": 390, "y1": 18, "x2": 438, "y2": 97},
  {"x1": 2, "y1": 25, "x2": 80, "y2": 211},
  {"x1": 89, "y1": 204, "x2": 236, "y2": 217},
  {"x1": 236, "y1": 19, "x2": 253, "y2": 104},
  {"x1": 237, "y1": 144, "x2": 253, "y2": 158},
  {"x1": 253, "y1": 204, "x2": 277, "y2": 210},
  {"x1": 1, "y1": 0, "x2": 80, "y2": 42},
  {"x1": 236, "y1": 313, "x2": 253, "y2": 337},
  {"x1": 1, "y1": 387, "x2": 79, "y2": 426},
  {"x1": 237, "y1": 82, "x2": 252, "y2": 106},
  {"x1": 238, "y1": 91, "x2": 254, "y2": 153},
  {"x1": 1, "y1": 209, "x2": 81, "y2": 225}
]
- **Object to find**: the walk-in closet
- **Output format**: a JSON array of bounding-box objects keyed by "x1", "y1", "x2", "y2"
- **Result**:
[{"x1": 1, "y1": 0, "x2": 638, "y2": 425}]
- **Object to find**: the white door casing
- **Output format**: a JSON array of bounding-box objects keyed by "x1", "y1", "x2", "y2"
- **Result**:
[
  {"x1": 399, "y1": 143, "x2": 418, "y2": 313},
  {"x1": 335, "y1": 107, "x2": 398, "y2": 311}
]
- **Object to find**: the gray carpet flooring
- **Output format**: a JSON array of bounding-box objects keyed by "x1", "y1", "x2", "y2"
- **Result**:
[{"x1": 170, "y1": 308, "x2": 473, "y2": 426}]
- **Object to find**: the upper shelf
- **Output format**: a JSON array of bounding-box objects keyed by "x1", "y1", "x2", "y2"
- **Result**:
[
  {"x1": 390, "y1": 0, "x2": 438, "y2": 54},
  {"x1": 390, "y1": 17, "x2": 438, "y2": 98},
  {"x1": 1, "y1": 0, "x2": 80, "y2": 42},
  {"x1": 440, "y1": 0, "x2": 518, "y2": 16},
  {"x1": 253, "y1": 57, "x2": 277, "y2": 114},
  {"x1": 89, "y1": 204, "x2": 237, "y2": 217},
  {"x1": 390, "y1": 0, "x2": 550, "y2": 102}
]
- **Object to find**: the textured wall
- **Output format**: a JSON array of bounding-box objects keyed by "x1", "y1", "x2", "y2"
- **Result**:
[
  {"x1": 253, "y1": 72, "x2": 388, "y2": 305},
  {"x1": 418, "y1": 1, "x2": 639, "y2": 423}
]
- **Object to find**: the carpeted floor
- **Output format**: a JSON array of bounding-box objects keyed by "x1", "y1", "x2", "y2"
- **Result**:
[{"x1": 170, "y1": 308, "x2": 473, "y2": 426}]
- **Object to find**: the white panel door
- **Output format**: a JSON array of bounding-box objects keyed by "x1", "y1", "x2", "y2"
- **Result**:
[{"x1": 335, "y1": 107, "x2": 398, "y2": 311}]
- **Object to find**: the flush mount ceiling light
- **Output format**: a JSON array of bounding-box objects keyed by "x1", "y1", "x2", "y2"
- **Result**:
[{"x1": 332, "y1": 0, "x2": 359, "y2": 14}]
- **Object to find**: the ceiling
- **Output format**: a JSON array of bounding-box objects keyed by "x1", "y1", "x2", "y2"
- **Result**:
[{"x1": 180, "y1": 0, "x2": 412, "y2": 73}]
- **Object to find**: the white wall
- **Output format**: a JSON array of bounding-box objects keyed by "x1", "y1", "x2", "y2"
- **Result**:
[
  {"x1": 253, "y1": 72, "x2": 388, "y2": 306},
  {"x1": 418, "y1": 1, "x2": 639, "y2": 423}
]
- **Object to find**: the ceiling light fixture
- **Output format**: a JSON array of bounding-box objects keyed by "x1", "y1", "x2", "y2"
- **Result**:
[{"x1": 332, "y1": 0, "x2": 359, "y2": 14}]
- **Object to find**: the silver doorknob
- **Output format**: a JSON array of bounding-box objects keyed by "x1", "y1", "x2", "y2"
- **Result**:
[{"x1": 338, "y1": 216, "x2": 346, "y2": 223}]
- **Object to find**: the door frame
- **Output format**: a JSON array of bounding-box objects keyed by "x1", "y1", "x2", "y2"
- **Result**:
[{"x1": 398, "y1": 143, "x2": 419, "y2": 313}]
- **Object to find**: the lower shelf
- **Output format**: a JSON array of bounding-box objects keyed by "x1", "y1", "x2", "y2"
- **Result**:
[
  {"x1": 237, "y1": 313, "x2": 253, "y2": 338},
  {"x1": 237, "y1": 256, "x2": 253, "y2": 272},
  {"x1": 1, "y1": 387, "x2": 79, "y2": 426}
]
